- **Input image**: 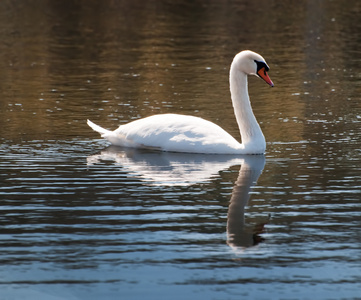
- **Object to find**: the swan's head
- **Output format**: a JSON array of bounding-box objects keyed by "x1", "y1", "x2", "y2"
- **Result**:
[{"x1": 233, "y1": 50, "x2": 274, "y2": 87}]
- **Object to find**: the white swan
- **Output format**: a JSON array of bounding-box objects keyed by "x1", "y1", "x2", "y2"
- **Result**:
[{"x1": 87, "y1": 50, "x2": 274, "y2": 154}]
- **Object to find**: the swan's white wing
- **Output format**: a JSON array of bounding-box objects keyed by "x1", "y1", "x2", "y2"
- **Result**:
[{"x1": 109, "y1": 114, "x2": 242, "y2": 154}]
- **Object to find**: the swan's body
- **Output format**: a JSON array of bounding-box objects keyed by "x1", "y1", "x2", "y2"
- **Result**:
[{"x1": 87, "y1": 50, "x2": 274, "y2": 154}]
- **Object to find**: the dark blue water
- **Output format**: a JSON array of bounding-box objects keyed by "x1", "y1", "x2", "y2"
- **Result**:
[{"x1": 1, "y1": 1, "x2": 361, "y2": 299}]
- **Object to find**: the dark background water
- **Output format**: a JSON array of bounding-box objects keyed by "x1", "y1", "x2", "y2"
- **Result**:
[{"x1": 1, "y1": 1, "x2": 361, "y2": 299}]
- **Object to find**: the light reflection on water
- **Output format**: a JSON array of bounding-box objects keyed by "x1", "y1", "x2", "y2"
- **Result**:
[{"x1": 1, "y1": 0, "x2": 361, "y2": 299}]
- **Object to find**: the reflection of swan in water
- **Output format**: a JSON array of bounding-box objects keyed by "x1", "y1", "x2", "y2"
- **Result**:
[
  {"x1": 87, "y1": 147, "x2": 268, "y2": 250},
  {"x1": 227, "y1": 155, "x2": 268, "y2": 252},
  {"x1": 87, "y1": 146, "x2": 245, "y2": 186}
]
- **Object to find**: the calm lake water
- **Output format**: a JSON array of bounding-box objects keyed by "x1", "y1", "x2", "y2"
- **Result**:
[{"x1": 1, "y1": 1, "x2": 361, "y2": 299}]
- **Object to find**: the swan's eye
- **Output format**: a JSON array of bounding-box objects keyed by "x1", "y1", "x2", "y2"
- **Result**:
[{"x1": 254, "y1": 60, "x2": 269, "y2": 72}]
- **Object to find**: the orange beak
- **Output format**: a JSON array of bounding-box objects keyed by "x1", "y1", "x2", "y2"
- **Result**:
[{"x1": 257, "y1": 67, "x2": 274, "y2": 87}]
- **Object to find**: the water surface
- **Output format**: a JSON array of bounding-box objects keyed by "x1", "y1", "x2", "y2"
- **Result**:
[{"x1": 1, "y1": 1, "x2": 361, "y2": 299}]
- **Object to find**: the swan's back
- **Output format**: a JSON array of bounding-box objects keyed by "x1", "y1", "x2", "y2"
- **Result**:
[{"x1": 109, "y1": 114, "x2": 242, "y2": 154}]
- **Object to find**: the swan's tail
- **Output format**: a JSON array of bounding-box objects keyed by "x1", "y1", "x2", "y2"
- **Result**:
[
  {"x1": 87, "y1": 119, "x2": 111, "y2": 136},
  {"x1": 87, "y1": 119, "x2": 139, "y2": 148}
]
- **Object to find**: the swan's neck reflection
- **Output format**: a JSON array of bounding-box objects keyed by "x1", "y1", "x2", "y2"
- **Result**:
[{"x1": 227, "y1": 155, "x2": 267, "y2": 251}]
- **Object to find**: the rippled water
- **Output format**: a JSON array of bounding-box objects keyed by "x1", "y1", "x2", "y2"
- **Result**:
[{"x1": 1, "y1": 1, "x2": 361, "y2": 299}]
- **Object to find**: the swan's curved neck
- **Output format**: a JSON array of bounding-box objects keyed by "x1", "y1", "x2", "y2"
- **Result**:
[{"x1": 230, "y1": 65, "x2": 266, "y2": 152}]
